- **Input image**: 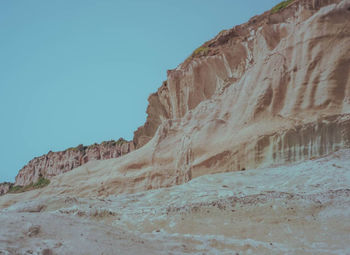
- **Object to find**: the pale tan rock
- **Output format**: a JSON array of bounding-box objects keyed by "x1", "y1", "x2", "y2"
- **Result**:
[
  {"x1": 116, "y1": 0, "x2": 350, "y2": 194},
  {"x1": 133, "y1": 0, "x2": 349, "y2": 149}
]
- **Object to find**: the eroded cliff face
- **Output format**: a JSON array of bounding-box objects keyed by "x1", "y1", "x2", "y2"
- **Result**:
[
  {"x1": 14, "y1": 140, "x2": 134, "y2": 187},
  {"x1": 134, "y1": 0, "x2": 350, "y2": 148},
  {"x1": 7, "y1": 0, "x2": 350, "y2": 195},
  {"x1": 121, "y1": 0, "x2": 350, "y2": 193},
  {"x1": 133, "y1": 81, "x2": 171, "y2": 148}
]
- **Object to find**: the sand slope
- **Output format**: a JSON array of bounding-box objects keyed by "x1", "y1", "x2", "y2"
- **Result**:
[{"x1": 1, "y1": 150, "x2": 349, "y2": 254}]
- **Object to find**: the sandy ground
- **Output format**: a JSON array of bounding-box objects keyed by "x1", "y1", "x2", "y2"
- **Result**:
[{"x1": 1, "y1": 150, "x2": 350, "y2": 254}]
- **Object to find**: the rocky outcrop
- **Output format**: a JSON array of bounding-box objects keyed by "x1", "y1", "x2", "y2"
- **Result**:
[
  {"x1": 14, "y1": 139, "x2": 134, "y2": 187},
  {"x1": 0, "y1": 183, "x2": 12, "y2": 195},
  {"x1": 133, "y1": 81, "x2": 171, "y2": 148}
]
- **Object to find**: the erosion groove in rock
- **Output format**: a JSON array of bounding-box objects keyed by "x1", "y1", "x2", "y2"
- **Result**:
[{"x1": 191, "y1": 114, "x2": 350, "y2": 175}]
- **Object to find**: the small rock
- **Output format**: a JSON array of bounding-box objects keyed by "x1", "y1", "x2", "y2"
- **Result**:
[{"x1": 27, "y1": 225, "x2": 41, "y2": 237}]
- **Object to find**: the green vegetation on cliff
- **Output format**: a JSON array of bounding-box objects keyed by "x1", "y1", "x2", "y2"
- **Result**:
[
  {"x1": 185, "y1": 45, "x2": 211, "y2": 63},
  {"x1": 8, "y1": 177, "x2": 50, "y2": 194},
  {"x1": 192, "y1": 46, "x2": 210, "y2": 58},
  {"x1": 271, "y1": 0, "x2": 294, "y2": 13},
  {"x1": 102, "y1": 138, "x2": 127, "y2": 147}
]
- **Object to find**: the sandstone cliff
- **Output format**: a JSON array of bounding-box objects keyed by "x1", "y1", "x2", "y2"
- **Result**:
[
  {"x1": 98, "y1": 0, "x2": 349, "y2": 194},
  {"x1": 134, "y1": 0, "x2": 350, "y2": 148},
  {"x1": 7, "y1": 0, "x2": 350, "y2": 194},
  {"x1": 14, "y1": 139, "x2": 134, "y2": 187}
]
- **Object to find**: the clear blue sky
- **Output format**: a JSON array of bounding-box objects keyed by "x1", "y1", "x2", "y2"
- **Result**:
[{"x1": 0, "y1": 0, "x2": 282, "y2": 182}]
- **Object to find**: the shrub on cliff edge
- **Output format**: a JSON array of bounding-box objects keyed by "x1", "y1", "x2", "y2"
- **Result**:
[
  {"x1": 271, "y1": 0, "x2": 294, "y2": 13},
  {"x1": 8, "y1": 177, "x2": 50, "y2": 194},
  {"x1": 192, "y1": 46, "x2": 210, "y2": 58}
]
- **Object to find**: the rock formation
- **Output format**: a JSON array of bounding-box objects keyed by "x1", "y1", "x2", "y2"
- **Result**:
[
  {"x1": 123, "y1": 0, "x2": 350, "y2": 192},
  {"x1": 1, "y1": 1, "x2": 350, "y2": 253},
  {"x1": 0, "y1": 182, "x2": 12, "y2": 195},
  {"x1": 7, "y1": 0, "x2": 350, "y2": 193},
  {"x1": 133, "y1": 0, "x2": 350, "y2": 150},
  {"x1": 14, "y1": 139, "x2": 134, "y2": 187}
]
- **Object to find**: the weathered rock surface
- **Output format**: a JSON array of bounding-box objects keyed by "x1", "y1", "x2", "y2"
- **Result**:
[
  {"x1": 0, "y1": 183, "x2": 12, "y2": 196},
  {"x1": 14, "y1": 139, "x2": 134, "y2": 187},
  {"x1": 124, "y1": 0, "x2": 350, "y2": 192},
  {"x1": 133, "y1": 81, "x2": 171, "y2": 148},
  {"x1": 134, "y1": 0, "x2": 350, "y2": 149}
]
